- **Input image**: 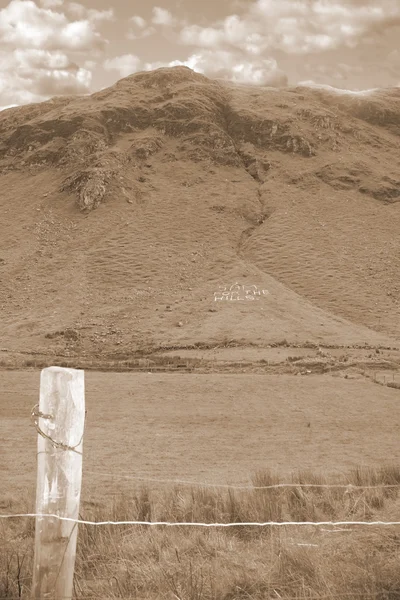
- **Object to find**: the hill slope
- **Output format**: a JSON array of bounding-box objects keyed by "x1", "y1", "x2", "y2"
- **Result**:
[{"x1": 0, "y1": 66, "x2": 399, "y2": 359}]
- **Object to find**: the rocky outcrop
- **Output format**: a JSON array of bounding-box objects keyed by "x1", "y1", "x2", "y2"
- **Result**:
[{"x1": 0, "y1": 67, "x2": 399, "y2": 211}]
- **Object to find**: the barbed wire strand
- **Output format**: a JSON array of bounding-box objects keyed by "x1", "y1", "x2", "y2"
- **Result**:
[
  {"x1": 1, "y1": 514, "x2": 400, "y2": 527},
  {"x1": 83, "y1": 471, "x2": 400, "y2": 490}
]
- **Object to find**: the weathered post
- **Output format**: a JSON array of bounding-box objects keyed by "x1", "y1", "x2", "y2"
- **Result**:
[{"x1": 31, "y1": 366, "x2": 85, "y2": 600}]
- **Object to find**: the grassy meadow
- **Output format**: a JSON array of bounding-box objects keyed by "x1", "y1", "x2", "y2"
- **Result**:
[
  {"x1": 1, "y1": 370, "x2": 400, "y2": 598},
  {"x1": 2, "y1": 466, "x2": 400, "y2": 599}
]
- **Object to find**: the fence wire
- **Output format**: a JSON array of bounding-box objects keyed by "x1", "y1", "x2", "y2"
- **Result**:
[
  {"x1": 84, "y1": 470, "x2": 400, "y2": 490},
  {"x1": 1, "y1": 513, "x2": 400, "y2": 527}
]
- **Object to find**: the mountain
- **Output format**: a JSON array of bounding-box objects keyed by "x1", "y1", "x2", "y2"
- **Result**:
[{"x1": 0, "y1": 66, "x2": 399, "y2": 362}]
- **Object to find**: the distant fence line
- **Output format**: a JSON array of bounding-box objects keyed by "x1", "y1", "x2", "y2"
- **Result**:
[{"x1": 83, "y1": 471, "x2": 400, "y2": 490}]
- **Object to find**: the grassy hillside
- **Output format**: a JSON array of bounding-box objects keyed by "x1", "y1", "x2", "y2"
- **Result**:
[{"x1": 0, "y1": 66, "x2": 399, "y2": 360}]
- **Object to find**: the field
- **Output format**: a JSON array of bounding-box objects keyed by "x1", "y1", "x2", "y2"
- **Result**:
[
  {"x1": 2, "y1": 370, "x2": 400, "y2": 494},
  {"x1": 2, "y1": 369, "x2": 400, "y2": 598}
]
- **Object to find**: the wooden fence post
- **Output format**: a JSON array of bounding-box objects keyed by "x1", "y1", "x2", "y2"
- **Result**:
[{"x1": 31, "y1": 366, "x2": 85, "y2": 600}]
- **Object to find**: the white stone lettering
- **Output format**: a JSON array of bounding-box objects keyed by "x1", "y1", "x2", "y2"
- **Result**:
[{"x1": 214, "y1": 283, "x2": 269, "y2": 301}]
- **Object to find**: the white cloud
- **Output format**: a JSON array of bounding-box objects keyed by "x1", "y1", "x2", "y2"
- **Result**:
[
  {"x1": 127, "y1": 14, "x2": 155, "y2": 39},
  {"x1": 40, "y1": 0, "x2": 63, "y2": 7},
  {"x1": 0, "y1": 103, "x2": 18, "y2": 111},
  {"x1": 302, "y1": 60, "x2": 365, "y2": 82},
  {"x1": 0, "y1": 0, "x2": 109, "y2": 106},
  {"x1": 151, "y1": 7, "x2": 176, "y2": 26},
  {"x1": 14, "y1": 47, "x2": 72, "y2": 69},
  {"x1": 127, "y1": 27, "x2": 155, "y2": 40},
  {"x1": 0, "y1": 0, "x2": 108, "y2": 51},
  {"x1": 0, "y1": 48, "x2": 92, "y2": 106},
  {"x1": 130, "y1": 15, "x2": 146, "y2": 29},
  {"x1": 127, "y1": 8, "x2": 183, "y2": 40},
  {"x1": 67, "y1": 3, "x2": 114, "y2": 22},
  {"x1": 297, "y1": 80, "x2": 378, "y2": 95},
  {"x1": 83, "y1": 59, "x2": 97, "y2": 70},
  {"x1": 144, "y1": 50, "x2": 287, "y2": 86},
  {"x1": 180, "y1": 25, "x2": 223, "y2": 48},
  {"x1": 87, "y1": 8, "x2": 114, "y2": 22},
  {"x1": 179, "y1": 0, "x2": 400, "y2": 55},
  {"x1": 103, "y1": 53, "x2": 141, "y2": 78},
  {"x1": 127, "y1": 26, "x2": 155, "y2": 40}
]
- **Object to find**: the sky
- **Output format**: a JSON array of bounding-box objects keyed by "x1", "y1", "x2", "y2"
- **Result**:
[{"x1": 0, "y1": 0, "x2": 399, "y2": 110}]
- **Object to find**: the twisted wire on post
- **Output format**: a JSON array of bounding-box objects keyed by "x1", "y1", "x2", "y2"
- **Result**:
[{"x1": 30, "y1": 403, "x2": 85, "y2": 455}]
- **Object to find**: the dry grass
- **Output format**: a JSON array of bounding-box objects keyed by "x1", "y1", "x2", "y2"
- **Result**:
[{"x1": 2, "y1": 466, "x2": 400, "y2": 599}]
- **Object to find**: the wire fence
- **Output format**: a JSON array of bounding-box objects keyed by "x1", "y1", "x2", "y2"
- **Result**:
[
  {"x1": 2, "y1": 513, "x2": 400, "y2": 527},
  {"x1": 4, "y1": 469, "x2": 400, "y2": 528}
]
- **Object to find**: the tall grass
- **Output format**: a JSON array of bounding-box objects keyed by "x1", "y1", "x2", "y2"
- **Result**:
[{"x1": 1, "y1": 466, "x2": 400, "y2": 599}]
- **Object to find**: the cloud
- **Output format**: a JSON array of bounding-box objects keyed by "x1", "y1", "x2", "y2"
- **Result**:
[
  {"x1": 0, "y1": 48, "x2": 92, "y2": 106},
  {"x1": 127, "y1": 28, "x2": 155, "y2": 40},
  {"x1": 302, "y1": 61, "x2": 365, "y2": 81},
  {"x1": 83, "y1": 59, "x2": 97, "y2": 70},
  {"x1": 151, "y1": 7, "x2": 176, "y2": 26},
  {"x1": 0, "y1": 103, "x2": 18, "y2": 111},
  {"x1": 0, "y1": 0, "x2": 108, "y2": 51},
  {"x1": 0, "y1": 0, "x2": 109, "y2": 106},
  {"x1": 103, "y1": 53, "x2": 141, "y2": 78},
  {"x1": 14, "y1": 47, "x2": 73, "y2": 69},
  {"x1": 130, "y1": 15, "x2": 146, "y2": 29},
  {"x1": 145, "y1": 49, "x2": 287, "y2": 86},
  {"x1": 127, "y1": 7, "x2": 178, "y2": 38},
  {"x1": 67, "y1": 3, "x2": 114, "y2": 22},
  {"x1": 127, "y1": 14, "x2": 155, "y2": 39},
  {"x1": 297, "y1": 80, "x2": 378, "y2": 95},
  {"x1": 179, "y1": 0, "x2": 400, "y2": 55},
  {"x1": 40, "y1": 0, "x2": 63, "y2": 7}
]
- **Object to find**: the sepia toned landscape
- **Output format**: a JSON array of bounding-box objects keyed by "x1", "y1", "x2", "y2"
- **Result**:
[{"x1": 1, "y1": 64, "x2": 400, "y2": 599}]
